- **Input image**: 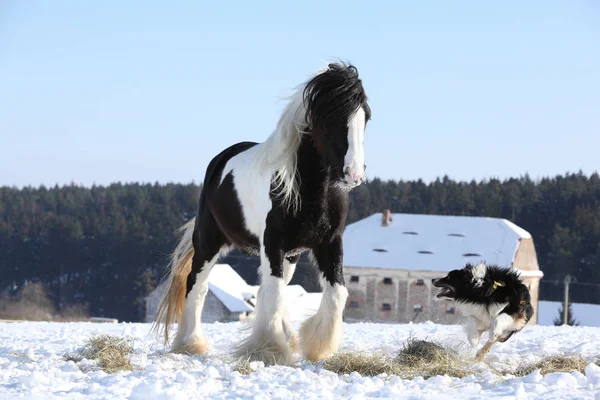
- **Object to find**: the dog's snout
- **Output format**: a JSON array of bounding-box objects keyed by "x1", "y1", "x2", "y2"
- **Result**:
[{"x1": 431, "y1": 278, "x2": 439, "y2": 284}]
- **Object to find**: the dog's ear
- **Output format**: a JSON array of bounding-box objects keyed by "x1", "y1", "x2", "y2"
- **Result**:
[{"x1": 469, "y1": 263, "x2": 487, "y2": 287}]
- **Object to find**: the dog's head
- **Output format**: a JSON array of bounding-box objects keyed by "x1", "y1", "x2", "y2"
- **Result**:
[{"x1": 431, "y1": 263, "x2": 488, "y2": 301}]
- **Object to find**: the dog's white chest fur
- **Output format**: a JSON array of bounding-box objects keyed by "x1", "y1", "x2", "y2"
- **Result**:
[{"x1": 456, "y1": 301, "x2": 508, "y2": 329}]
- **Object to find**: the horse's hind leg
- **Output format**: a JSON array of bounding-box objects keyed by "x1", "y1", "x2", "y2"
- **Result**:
[
  {"x1": 232, "y1": 231, "x2": 294, "y2": 366},
  {"x1": 300, "y1": 236, "x2": 348, "y2": 362},
  {"x1": 172, "y1": 215, "x2": 229, "y2": 355}
]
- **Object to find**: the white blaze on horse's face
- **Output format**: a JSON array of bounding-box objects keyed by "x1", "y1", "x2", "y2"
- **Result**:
[{"x1": 343, "y1": 106, "x2": 366, "y2": 186}]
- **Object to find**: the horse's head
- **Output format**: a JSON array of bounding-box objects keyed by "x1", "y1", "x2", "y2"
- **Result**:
[{"x1": 303, "y1": 62, "x2": 371, "y2": 188}]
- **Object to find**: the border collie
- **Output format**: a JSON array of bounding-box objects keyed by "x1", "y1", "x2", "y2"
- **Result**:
[{"x1": 432, "y1": 263, "x2": 534, "y2": 360}]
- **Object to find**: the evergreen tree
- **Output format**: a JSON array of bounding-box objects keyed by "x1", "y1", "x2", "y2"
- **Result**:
[
  {"x1": 554, "y1": 302, "x2": 579, "y2": 326},
  {"x1": 0, "y1": 172, "x2": 599, "y2": 321}
]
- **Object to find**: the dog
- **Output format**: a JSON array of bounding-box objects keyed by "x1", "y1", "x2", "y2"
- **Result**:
[{"x1": 432, "y1": 262, "x2": 534, "y2": 360}]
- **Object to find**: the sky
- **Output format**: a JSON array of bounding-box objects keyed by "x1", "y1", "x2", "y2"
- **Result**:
[{"x1": 1, "y1": 1, "x2": 599, "y2": 187}]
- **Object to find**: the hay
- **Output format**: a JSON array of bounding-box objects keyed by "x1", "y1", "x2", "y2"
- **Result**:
[
  {"x1": 323, "y1": 338, "x2": 473, "y2": 379},
  {"x1": 395, "y1": 338, "x2": 472, "y2": 379},
  {"x1": 64, "y1": 334, "x2": 135, "y2": 374},
  {"x1": 233, "y1": 359, "x2": 255, "y2": 375},
  {"x1": 323, "y1": 352, "x2": 402, "y2": 377},
  {"x1": 511, "y1": 355, "x2": 590, "y2": 377}
]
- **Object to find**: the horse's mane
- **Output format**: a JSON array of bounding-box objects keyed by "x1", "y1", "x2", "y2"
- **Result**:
[
  {"x1": 253, "y1": 61, "x2": 368, "y2": 214},
  {"x1": 253, "y1": 89, "x2": 306, "y2": 214}
]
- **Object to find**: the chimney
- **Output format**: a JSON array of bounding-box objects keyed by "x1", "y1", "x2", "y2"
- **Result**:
[{"x1": 381, "y1": 209, "x2": 392, "y2": 227}]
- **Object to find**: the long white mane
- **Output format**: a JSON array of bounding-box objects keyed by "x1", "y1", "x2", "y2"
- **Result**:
[{"x1": 252, "y1": 75, "x2": 316, "y2": 214}]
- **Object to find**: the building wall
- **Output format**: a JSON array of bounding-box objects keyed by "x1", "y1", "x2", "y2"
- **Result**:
[
  {"x1": 512, "y1": 238, "x2": 542, "y2": 324},
  {"x1": 512, "y1": 238, "x2": 539, "y2": 271},
  {"x1": 343, "y1": 267, "x2": 464, "y2": 324},
  {"x1": 521, "y1": 277, "x2": 540, "y2": 325}
]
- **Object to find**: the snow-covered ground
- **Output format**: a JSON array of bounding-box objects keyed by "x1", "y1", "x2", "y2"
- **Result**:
[{"x1": 0, "y1": 321, "x2": 599, "y2": 399}]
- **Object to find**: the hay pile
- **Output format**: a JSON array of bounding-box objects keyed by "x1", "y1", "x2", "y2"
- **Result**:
[
  {"x1": 395, "y1": 339, "x2": 471, "y2": 378},
  {"x1": 324, "y1": 338, "x2": 472, "y2": 379},
  {"x1": 510, "y1": 355, "x2": 589, "y2": 376},
  {"x1": 323, "y1": 352, "x2": 403, "y2": 377},
  {"x1": 65, "y1": 334, "x2": 135, "y2": 374},
  {"x1": 323, "y1": 338, "x2": 597, "y2": 380}
]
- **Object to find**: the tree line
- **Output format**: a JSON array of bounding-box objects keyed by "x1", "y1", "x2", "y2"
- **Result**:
[{"x1": 0, "y1": 171, "x2": 598, "y2": 321}]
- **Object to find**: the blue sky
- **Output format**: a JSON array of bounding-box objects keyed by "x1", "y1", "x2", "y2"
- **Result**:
[{"x1": 1, "y1": 1, "x2": 599, "y2": 187}]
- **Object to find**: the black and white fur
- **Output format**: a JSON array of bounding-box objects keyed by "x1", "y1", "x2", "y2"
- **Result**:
[
  {"x1": 432, "y1": 263, "x2": 534, "y2": 360},
  {"x1": 152, "y1": 62, "x2": 371, "y2": 366}
]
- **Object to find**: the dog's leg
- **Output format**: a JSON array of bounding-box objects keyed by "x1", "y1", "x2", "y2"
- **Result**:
[
  {"x1": 475, "y1": 313, "x2": 514, "y2": 360},
  {"x1": 466, "y1": 319, "x2": 485, "y2": 346},
  {"x1": 475, "y1": 340, "x2": 495, "y2": 360}
]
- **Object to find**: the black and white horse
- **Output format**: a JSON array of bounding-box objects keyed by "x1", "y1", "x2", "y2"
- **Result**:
[{"x1": 153, "y1": 62, "x2": 371, "y2": 365}]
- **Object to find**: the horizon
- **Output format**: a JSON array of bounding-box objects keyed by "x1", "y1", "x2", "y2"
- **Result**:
[
  {"x1": 1, "y1": 1, "x2": 599, "y2": 187},
  {"x1": 2, "y1": 168, "x2": 598, "y2": 190}
]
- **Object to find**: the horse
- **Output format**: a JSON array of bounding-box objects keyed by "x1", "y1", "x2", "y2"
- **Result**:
[{"x1": 152, "y1": 61, "x2": 371, "y2": 366}]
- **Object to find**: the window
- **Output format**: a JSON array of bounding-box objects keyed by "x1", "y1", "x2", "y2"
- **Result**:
[
  {"x1": 349, "y1": 301, "x2": 359, "y2": 309},
  {"x1": 413, "y1": 304, "x2": 423, "y2": 313},
  {"x1": 350, "y1": 276, "x2": 359, "y2": 283},
  {"x1": 415, "y1": 279, "x2": 425, "y2": 286},
  {"x1": 372, "y1": 248, "x2": 388, "y2": 253},
  {"x1": 383, "y1": 278, "x2": 393, "y2": 285},
  {"x1": 382, "y1": 303, "x2": 392, "y2": 311},
  {"x1": 446, "y1": 305, "x2": 456, "y2": 315}
]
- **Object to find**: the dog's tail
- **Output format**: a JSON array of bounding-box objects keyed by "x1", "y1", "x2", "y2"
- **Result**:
[{"x1": 150, "y1": 217, "x2": 196, "y2": 345}]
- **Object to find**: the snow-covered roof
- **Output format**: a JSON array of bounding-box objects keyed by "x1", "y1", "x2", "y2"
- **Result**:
[
  {"x1": 342, "y1": 212, "x2": 532, "y2": 272},
  {"x1": 207, "y1": 264, "x2": 254, "y2": 313},
  {"x1": 538, "y1": 301, "x2": 600, "y2": 327}
]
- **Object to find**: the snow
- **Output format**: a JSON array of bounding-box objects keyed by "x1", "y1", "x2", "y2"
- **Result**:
[
  {"x1": 343, "y1": 212, "x2": 533, "y2": 272},
  {"x1": 538, "y1": 301, "x2": 600, "y2": 327},
  {"x1": 1, "y1": 320, "x2": 599, "y2": 399}
]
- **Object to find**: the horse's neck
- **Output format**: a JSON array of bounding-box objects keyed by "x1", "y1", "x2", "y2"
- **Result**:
[{"x1": 295, "y1": 138, "x2": 334, "y2": 200}]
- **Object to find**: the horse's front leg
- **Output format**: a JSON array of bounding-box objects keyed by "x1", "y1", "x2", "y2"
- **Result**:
[
  {"x1": 232, "y1": 230, "x2": 294, "y2": 366},
  {"x1": 299, "y1": 235, "x2": 348, "y2": 362}
]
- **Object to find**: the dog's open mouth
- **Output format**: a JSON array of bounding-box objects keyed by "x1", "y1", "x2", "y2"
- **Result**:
[{"x1": 435, "y1": 287, "x2": 455, "y2": 298}]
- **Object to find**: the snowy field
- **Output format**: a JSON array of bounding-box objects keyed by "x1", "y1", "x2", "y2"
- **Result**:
[{"x1": 1, "y1": 320, "x2": 599, "y2": 399}]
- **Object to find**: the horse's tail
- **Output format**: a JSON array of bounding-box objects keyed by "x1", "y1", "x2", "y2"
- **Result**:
[{"x1": 151, "y1": 217, "x2": 196, "y2": 345}]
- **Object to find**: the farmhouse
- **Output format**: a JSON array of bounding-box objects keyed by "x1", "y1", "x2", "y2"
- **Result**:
[
  {"x1": 145, "y1": 263, "x2": 322, "y2": 323},
  {"x1": 145, "y1": 263, "x2": 254, "y2": 323},
  {"x1": 342, "y1": 210, "x2": 543, "y2": 325}
]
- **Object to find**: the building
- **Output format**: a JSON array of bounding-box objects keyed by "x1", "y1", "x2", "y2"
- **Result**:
[
  {"x1": 342, "y1": 211, "x2": 544, "y2": 325},
  {"x1": 145, "y1": 263, "x2": 322, "y2": 323},
  {"x1": 145, "y1": 263, "x2": 254, "y2": 323}
]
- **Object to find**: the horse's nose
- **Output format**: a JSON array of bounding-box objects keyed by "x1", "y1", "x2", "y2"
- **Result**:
[{"x1": 343, "y1": 165, "x2": 363, "y2": 185}]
